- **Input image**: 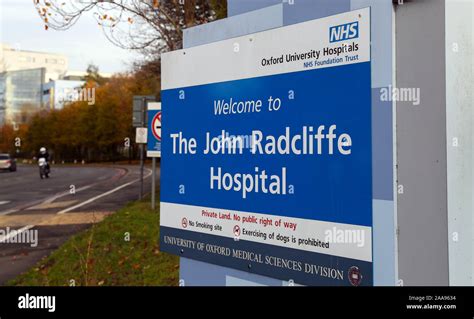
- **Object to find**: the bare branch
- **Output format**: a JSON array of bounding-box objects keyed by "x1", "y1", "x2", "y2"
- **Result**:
[{"x1": 33, "y1": 0, "x2": 225, "y2": 58}]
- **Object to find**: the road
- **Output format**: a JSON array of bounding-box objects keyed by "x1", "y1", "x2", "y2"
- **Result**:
[{"x1": 0, "y1": 163, "x2": 158, "y2": 284}]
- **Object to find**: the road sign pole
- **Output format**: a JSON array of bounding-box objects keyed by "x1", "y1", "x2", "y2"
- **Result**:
[
  {"x1": 139, "y1": 143, "x2": 144, "y2": 200},
  {"x1": 139, "y1": 97, "x2": 146, "y2": 200},
  {"x1": 133, "y1": 95, "x2": 155, "y2": 201},
  {"x1": 151, "y1": 157, "x2": 156, "y2": 210}
]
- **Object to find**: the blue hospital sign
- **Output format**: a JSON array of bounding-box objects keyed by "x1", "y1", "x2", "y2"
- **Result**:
[{"x1": 160, "y1": 8, "x2": 372, "y2": 286}]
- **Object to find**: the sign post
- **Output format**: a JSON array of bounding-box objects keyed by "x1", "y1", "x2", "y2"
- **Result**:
[
  {"x1": 147, "y1": 102, "x2": 162, "y2": 210},
  {"x1": 151, "y1": 157, "x2": 156, "y2": 210},
  {"x1": 133, "y1": 95, "x2": 154, "y2": 200},
  {"x1": 160, "y1": 9, "x2": 372, "y2": 286}
]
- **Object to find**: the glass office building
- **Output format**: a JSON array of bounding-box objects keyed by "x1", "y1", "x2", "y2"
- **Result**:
[{"x1": 0, "y1": 68, "x2": 45, "y2": 125}]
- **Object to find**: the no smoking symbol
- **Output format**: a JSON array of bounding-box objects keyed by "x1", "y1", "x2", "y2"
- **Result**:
[
  {"x1": 181, "y1": 218, "x2": 188, "y2": 229},
  {"x1": 233, "y1": 225, "x2": 240, "y2": 237}
]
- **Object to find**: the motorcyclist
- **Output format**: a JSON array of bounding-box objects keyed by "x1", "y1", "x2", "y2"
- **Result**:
[{"x1": 37, "y1": 147, "x2": 50, "y2": 170}]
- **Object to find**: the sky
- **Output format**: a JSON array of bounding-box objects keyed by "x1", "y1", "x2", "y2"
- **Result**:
[{"x1": 0, "y1": 0, "x2": 137, "y2": 74}]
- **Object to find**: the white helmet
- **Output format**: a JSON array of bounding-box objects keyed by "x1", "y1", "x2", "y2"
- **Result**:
[{"x1": 40, "y1": 147, "x2": 46, "y2": 154}]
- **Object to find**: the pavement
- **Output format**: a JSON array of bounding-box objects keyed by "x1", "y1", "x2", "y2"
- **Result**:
[{"x1": 0, "y1": 163, "x2": 158, "y2": 284}]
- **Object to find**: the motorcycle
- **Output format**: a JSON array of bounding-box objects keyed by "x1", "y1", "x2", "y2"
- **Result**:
[{"x1": 38, "y1": 158, "x2": 50, "y2": 179}]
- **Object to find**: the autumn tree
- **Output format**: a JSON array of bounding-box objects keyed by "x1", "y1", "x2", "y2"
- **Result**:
[
  {"x1": 0, "y1": 124, "x2": 15, "y2": 154},
  {"x1": 0, "y1": 123, "x2": 29, "y2": 157},
  {"x1": 21, "y1": 71, "x2": 157, "y2": 162}
]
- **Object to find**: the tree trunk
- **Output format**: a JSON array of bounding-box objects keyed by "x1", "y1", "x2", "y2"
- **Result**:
[{"x1": 184, "y1": 0, "x2": 196, "y2": 27}]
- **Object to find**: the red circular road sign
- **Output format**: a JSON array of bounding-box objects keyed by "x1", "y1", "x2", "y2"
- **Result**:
[{"x1": 152, "y1": 112, "x2": 162, "y2": 141}]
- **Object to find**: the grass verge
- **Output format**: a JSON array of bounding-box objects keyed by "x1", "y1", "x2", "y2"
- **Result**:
[{"x1": 7, "y1": 198, "x2": 179, "y2": 286}]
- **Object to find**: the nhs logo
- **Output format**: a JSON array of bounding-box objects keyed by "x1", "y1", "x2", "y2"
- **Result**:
[{"x1": 329, "y1": 21, "x2": 359, "y2": 43}]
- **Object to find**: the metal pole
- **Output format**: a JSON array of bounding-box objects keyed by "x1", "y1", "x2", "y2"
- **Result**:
[
  {"x1": 139, "y1": 97, "x2": 146, "y2": 200},
  {"x1": 151, "y1": 157, "x2": 156, "y2": 209},
  {"x1": 139, "y1": 143, "x2": 144, "y2": 200}
]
